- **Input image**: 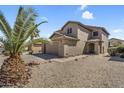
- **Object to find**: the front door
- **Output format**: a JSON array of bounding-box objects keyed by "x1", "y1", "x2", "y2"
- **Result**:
[{"x1": 89, "y1": 43, "x2": 95, "y2": 54}]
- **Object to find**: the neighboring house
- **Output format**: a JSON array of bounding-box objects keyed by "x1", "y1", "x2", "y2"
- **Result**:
[
  {"x1": 31, "y1": 43, "x2": 43, "y2": 53},
  {"x1": 43, "y1": 21, "x2": 110, "y2": 57},
  {"x1": 109, "y1": 38, "x2": 124, "y2": 47},
  {"x1": 28, "y1": 38, "x2": 48, "y2": 54}
]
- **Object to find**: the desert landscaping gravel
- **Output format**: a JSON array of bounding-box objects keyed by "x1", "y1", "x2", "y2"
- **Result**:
[
  {"x1": 25, "y1": 55, "x2": 124, "y2": 88},
  {"x1": 1, "y1": 54, "x2": 124, "y2": 88}
]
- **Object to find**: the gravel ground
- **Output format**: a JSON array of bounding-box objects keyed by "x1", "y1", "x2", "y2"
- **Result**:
[
  {"x1": 25, "y1": 55, "x2": 124, "y2": 88},
  {"x1": 1, "y1": 54, "x2": 124, "y2": 88},
  {"x1": 0, "y1": 54, "x2": 47, "y2": 66}
]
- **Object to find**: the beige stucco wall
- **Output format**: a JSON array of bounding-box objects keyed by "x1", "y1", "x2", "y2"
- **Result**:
[
  {"x1": 49, "y1": 23, "x2": 88, "y2": 57},
  {"x1": 76, "y1": 26, "x2": 89, "y2": 54},
  {"x1": 63, "y1": 45, "x2": 81, "y2": 57},
  {"x1": 51, "y1": 34, "x2": 61, "y2": 40},
  {"x1": 88, "y1": 28, "x2": 102, "y2": 39},
  {"x1": 101, "y1": 33, "x2": 109, "y2": 53},
  {"x1": 31, "y1": 44, "x2": 42, "y2": 53},
  {"x1": 60, "y1": 23, "x2": 78, "y2": 38},
  {"x1": 86, "y1": 27, "x2": 109, "y2": 54},
  {"x1": 45, "y1": 43, "x2": 58, "y2": 55},
  {"x1": 58, "y1": 39, "x2": 78, "y2": 57},
  {"x1": 62, "y1": 39, "x2": 77, "y2": 46},
  {"x1": 85, "y1": 42, "x2": 100, "y2": 54},
  {"x1": 52, "y1": 40, "x2": 60, "y2": 45},
  {"x1": 58, "y1": 44, "x2": 64, "y2": 57},
  {"x1": 45, "y1": 40, "x2": 69, "y2": 57},
  {"x1": 45, "y1": 22, "x2": 109, "y2": 57},
  {"x1": 70, "y1": 25, "x2": 108, "y2": 55},
  {"x1": 95, "y1": 42, "x2": 100, "y2": 54},
  {"x1": 60, "y1": 23, "x2": 90, "y2": 57},
  {"x1": 61, "y1": 25, "x2": 90, "y2": 57}
]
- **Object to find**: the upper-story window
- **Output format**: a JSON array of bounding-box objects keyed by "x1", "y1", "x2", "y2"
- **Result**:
[
  {"x1": 67, "y1": 28, "x2": 72, "y2": 34},
  {"x1": 93, "y1": 31, "x2": 98, "y2": 36}
]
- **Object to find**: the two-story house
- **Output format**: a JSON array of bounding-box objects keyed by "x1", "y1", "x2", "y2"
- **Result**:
[{"x1": 43, "y1": 21, "x2": 110, "y2": 57}]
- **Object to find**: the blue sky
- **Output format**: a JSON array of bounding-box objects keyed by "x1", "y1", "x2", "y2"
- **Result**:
[{"x1": 0, "y1": 5, "x2": 124, "y2": 39}]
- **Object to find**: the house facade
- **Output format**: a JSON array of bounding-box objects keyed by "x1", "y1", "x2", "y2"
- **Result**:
[
  {"x1": 31, "y1": 43, "x2": 42, "y2": 53},
  {"x1": 109, "y1": 38, "x2": 124, "y2": 47},
  {"x1": 44, "y1": 21, "x2": 109, "y2": 57}
]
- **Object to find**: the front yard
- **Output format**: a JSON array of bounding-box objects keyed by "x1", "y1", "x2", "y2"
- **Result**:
[{"x1": 1, "y1": 54, "x2": 124, "y2": 87}]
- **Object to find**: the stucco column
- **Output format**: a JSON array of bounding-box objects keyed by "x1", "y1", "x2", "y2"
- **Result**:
[
  {"x1": 58, "y1": 40, "x2": 64, "y2": 57},
  {"x1": 87, "y1": 43, "x2": 90, "y2": 54},
  {"x1": 94, "y1": 42, "x2": 99, "y2": 54}
]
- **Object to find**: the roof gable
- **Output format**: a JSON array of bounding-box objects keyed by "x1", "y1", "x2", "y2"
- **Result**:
[
  {"x1": 49, "y1": 31, "x2": 63, "y2": 39},
  {"x1": 49, "y1": 21, "x2": 110, "y2": 39},
  {"x1": 61, "y1": 21, "x2": 110, "y2": 35}
]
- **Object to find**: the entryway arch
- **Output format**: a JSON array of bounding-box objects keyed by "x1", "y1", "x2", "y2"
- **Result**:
[{"x1": 88, "y1": 43, "x2": 95, "y2": 54}]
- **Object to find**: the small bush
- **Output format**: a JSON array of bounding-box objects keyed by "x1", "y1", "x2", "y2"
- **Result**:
[
  {"x1": 108, "y1": 45, "x2": 124, "y2": 58},
  {"x1": 116, "y1": 46, "x2": 124, "y2": 53},
  {"x1": 108, "y1": 47, "x2": 117, "y2": 56}
]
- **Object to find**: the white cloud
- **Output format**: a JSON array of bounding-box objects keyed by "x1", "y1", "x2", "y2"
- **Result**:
[
  {"x1": 80, "y1": 5, "x2": 87, "y2": 10},
  {"x1": 113, "y1": 29, "x2": 123, "y2": 33},
  {"x1": 82, "y1": 11, "x2": 94, "y2": 19}
]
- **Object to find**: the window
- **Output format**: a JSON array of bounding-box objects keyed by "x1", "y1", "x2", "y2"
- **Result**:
[
  {"x1": 67, "y1": 28, "x2": 72, "y2": 34},
  {"x1": 93, "y1": 31, "x2": 98, "y2": 36}
]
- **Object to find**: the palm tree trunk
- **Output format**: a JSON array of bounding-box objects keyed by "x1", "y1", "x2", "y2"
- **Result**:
[
  {"x1": 0, "y1": 54, "x2": 31, "y2": 87},
  {"x1": 10, "y1": 53, "x2": 21, "y2": 59}
]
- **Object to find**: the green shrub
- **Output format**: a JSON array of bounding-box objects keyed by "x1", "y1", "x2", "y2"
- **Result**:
[
  {"x1": 116, "y1": 46, "x2": 124, "y2": 53},
  {"x1": 108, "y1": 47, "x2": 117, "y2": 56},
  {"x1": 108, "y1": 46, "x2": 124, "y2": 58}
]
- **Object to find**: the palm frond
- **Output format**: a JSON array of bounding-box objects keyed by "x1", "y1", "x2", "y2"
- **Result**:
[
  {"x1": 0, "y1": 7, "x2": 48, "y2": 55},
  {"x1": 13, "y1": 7, "x2": 36, "y2": 38},
  {"x1": 0, "y1": 11, "x2": 12, "y2": 39},
  {"x1": 24, "y1": 21, "x2": 47, "y2": 40},
  {"x1": 13, "y1": 7, "x2": 38, "y2": 52},
  {"x1": 16, "y1": 21, "x2": 46, "y2": 52},
  {"x1": 0, "y1": 37, "x2": 12, "y2": 53}
]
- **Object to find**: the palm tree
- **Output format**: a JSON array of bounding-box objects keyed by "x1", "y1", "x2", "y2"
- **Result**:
[
  {"x1": 0, "y1": 7, "x2": 47, "y2": 87},
  {"x1": 28, "y1": 25, "x2": 40, "y2": 52},
  {"x1": 31, "y1": 25, "x2": 40, "y2": 40}
]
